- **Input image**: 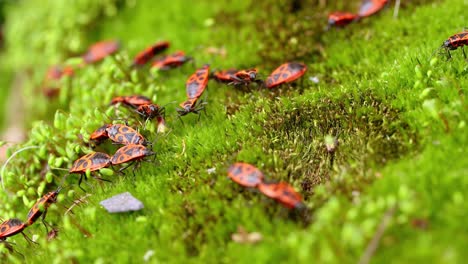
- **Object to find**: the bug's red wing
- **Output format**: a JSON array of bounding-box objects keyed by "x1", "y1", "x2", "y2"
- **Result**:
[
  {"x1": 0, "y1": 219, "x2": 26, "y2": 238},
  {"x1": 110, "y1": 144, "x2": 151, "y2": 165},
  {"x1": 69, "y1": 152, "x2": 111, "y2": 173},
  {"x1": 90, "y1": 124, "x2": 110, "y2": 141},
  {"x1": 258, "y1": 182, "x2": 303, "y2": 209},
  {"x1": 328, "y1": 12, "x2": 358, "y2": 27},
  {"x1": 274, "y1": 182, "x2": 303, "y2": 209},
  {"x1": 358, "y1": 0, "x2": 388, "y2": 18},
  {"x1": 152, "y1": 51, "x2": 190, "y2": 70},
  {"x1": 186, "y1": 65, "x2": 210, "y2": 98},
  {"x1": 258, "y1": 182, "x2": 281, "y2": 198},
  {"x1": 266, "y1": 62, "x2": 306, "y2": 88},
  {"x1": 213, "y1": 69, "x2": 237, "y2": 83},
  {"x1": 228, "y1": 163, "x2": 264, "y2": 188},
  {"x1": 133, "y1": 41, "x2": 170, "y2": 66},
  {"x1": 83, "y1": 40, "x2": 120, "y2": 64}
]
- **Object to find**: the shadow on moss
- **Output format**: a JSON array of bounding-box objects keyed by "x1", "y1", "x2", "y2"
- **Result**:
[{"x1": 258, "y1": 91, "x2": 418, "y2": 202}]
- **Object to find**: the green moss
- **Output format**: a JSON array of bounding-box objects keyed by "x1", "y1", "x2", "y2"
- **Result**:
[{"x1": 0, "y1": 0, "x2": 466, "y2": 263}]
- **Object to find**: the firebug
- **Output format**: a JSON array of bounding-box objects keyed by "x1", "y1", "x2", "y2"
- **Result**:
[
  {"x1": 69, "y1": 152, "x2": 112, "y2": 190},
  {"x1": 135, "y1": 104, "x2": 168, "y2": 132},
  {"x1": 82, "y1": 40, "x2": 120, "y2": 64},
  {"x1": 105, "y1": 124, "x2": 149, "y2": 146},
  {"x1": 25, "y1": 188, "x2": 61, "y2": 231},
  {"x1": 358, "y1": 0, "x2": 388, "y2": 18},
  {"x1": 136, "y1": 104, "x2": 165, "y2": 121},
  {"x1": 186, "y1": 64, "x2": 210, "y2": 99},
  {"x1": 441, "y1": 30, "x2": 468, "y2": 59},
  {"x1": 176, "y1": 97, "x2": 207, "y2": 117},
  {"x1": 227, "y1": 163, "x2": 265, "y2": 188},
  {"x1": 42, "y1": 87, "x2": 61, "y2": 99},
  {"x1": 110, "y1": 144, "x2": 155, "y2": 172},
  {"x1": 132, "y1": 41, "x2": 170, "y2": 67},
  {"x1": 151, "y1": 51, "x2": 192, "y2": 70},
  {"x1": 110, "y1": 95, "x2": 153, "y2": 108},
  {"x1": 233, "y1": 69, "x2": 258, "y2": 84},
  {"x1": 265, "y1": 62, "x2": 307, "y2": 89},
  {"x1": 213, "y1": 68, "x2": 260, "y2": 86},
  {"x1": 45, "y1": 65, "x2": 74, "y2": 81},
  {"x1": 0, "y1": 219, "x2": 32, "y2": 243},
  {"x1": 212, "y1": 69, "x2": 238, "y2": 83},
  {"x1": 258, "y1": 182, "x2": 305, "y2": 209},
  {"x1": 89, "y1": 124, "x2": 111, "y2": 145},
  {"x1": 327, "y1": 12, "x2": 359, "y2": 28}
]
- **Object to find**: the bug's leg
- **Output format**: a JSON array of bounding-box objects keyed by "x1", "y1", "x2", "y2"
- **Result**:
[
  {"x1": 41, "y1": 210, "x2": 49, "y2": 234},
  {"x1": 93, "y1": 175, "x2": 112, "y2": 183},
  {"x1": 177, "y1": 113, "x2": 186, "y2": 126},
  {"x1": 446, "y1": 49, "x2": 452, "y2": 60},
  {"x1": 111, "y1": 164, "x2": 124, "y2": 176},
  {"x1": 119, "y1": 161, "x2": 135, "y2": 174},
  {"x1": 463, "y1": 47, "x2": 467, "y2": 59},
  {"x1": 92, "y1": 173, "x2": 110, "y2": 191},
  {"x1": 21, "y1": 232, "x2": 38, "y2": 245},
  {"x1": 78, "y1": 174, "x2": 86, "y2": 192},
  {"x1": 228, "y1": 75, "x2": 244, "y2": 86}
]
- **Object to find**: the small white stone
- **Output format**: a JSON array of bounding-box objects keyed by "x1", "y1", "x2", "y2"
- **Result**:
[
  {"x1": 309, "y1": 76, "x2": 319, "y2": 84},
  {"x1": 143, "y1": 250, "x2": 155, "y2": 262},
  {"x1": 207, "y1": 167, "x2": 216, "y2": 174},
  {"x1": 100, "y1": 192, "x2": 144, "y2": 213}
]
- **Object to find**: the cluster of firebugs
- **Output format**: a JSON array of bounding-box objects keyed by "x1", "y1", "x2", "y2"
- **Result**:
[{"x1": 2, "y1": 0, "x2": 468, "y2": 248}]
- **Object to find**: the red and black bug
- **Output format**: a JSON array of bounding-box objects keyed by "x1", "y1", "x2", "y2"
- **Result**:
[
  {"x1": 136, "y1": 104, "x2": 165, "y2": 121},
  {"x1": 0, "y1": 219, "x2": 32, "y2": 243},
  {"x1": 358, "y1": 0, "x2": 388, "y2": 18},
  {"x1": 82, "y1": 40, "x2": 120, "y2": 64},
  {"x1": 213, "y1": 68, "x2": 258, "y2": 86},
  {"x1": 89, "y1": 124, "x2": 111, "y2": 145},
  {"x1": 151, "y1": 51, "x2": 192, "y2": 70},
  {"x1": 227, "y1": 163, "x2": 265, "y2": 188},
  {"x1": 25, "y1": 188, "x2": 61, "y2": 232},
  {"x1": 69, "y1": 152, "x2": 112, "y2": 190},
  {"x1": 234, "y1": 69, "x2": 258, "y2": 84},
  {"x1": 110, "y1": 95, "x2": 153, "y2": 109},
  {"x1": 186, "y1": 64, "x2": 210, "y2": 99},
  {"x1": 110, "y1": 144, "x2": 155, "y2": 173},
  {"x1": 105, "y1": 124, "x2": 149, "y2": 146},
  {"x1": 135, "y1": 104, "x2": 168, "y2": 132},
  {"x1": 441, "y1": 31, "x2": 468, "y2": 59},
  {"x1": 176, "y1": 97, "x2": 206, "y2": 117},
  {"x1": 258, "y1": 182, "x2": 305, "y2": 209},
  {"x1": 132, "y1": 41, "x2": 170, "y2": 67},
  {"x1": 327, "y1": 12, "x2": 359, "y2": 28},
  {"x1": 42, "y1": 87, "x2": 61, "y2": 99},
  {"x1": 212, "y1": 69, "x2": 238, "y2": 83},
  {"x1": 42, "y1": 65, "x2": 75, "y2": 99},
  {"x1": 265, "y1": 62, "x2": 307, "y2": 89},
  {"x1": 45, "y1": 65, "x2": 74, "y2": 81}
]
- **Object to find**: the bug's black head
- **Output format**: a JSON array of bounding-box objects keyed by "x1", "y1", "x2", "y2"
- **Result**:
[
  {"x1": 176, "y1": 107, "x2": 190, "y2": 116},
  {"x1": 443, "y1": 40, "x2": 450, "y2": 48}
]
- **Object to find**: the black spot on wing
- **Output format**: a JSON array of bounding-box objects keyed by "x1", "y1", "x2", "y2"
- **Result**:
[{"x1": 106, "y1": 126, "x2": 119, "y2": 137}]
